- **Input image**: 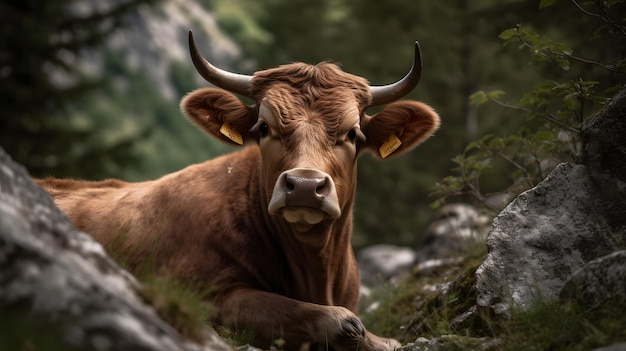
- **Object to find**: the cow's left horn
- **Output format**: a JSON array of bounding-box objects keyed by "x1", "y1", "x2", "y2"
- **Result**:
[
  {"x1": 188, "y1": 31, "x2": 253, "y2": 98},
  {"x1": 369, "y1": 41, "x2": 422, "y2": 106}
]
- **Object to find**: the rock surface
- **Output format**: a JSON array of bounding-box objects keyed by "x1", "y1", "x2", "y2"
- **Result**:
[
  {"x1": 560, "y1": 250, "x2": 626, "y2": 307},
  {"x1": 65, "y1": 0, "x2": 242, "y2": 101},
  {"x1": 416, "y1": 203, "x2": 491, "y2": 263},
  {"x1": 358, "y1": 244, "x2": 417, "y2": 286},
  {"x1": 475, "y1": 163, "x2": 618, "y2": 316},
  {"x1": 0, "y1": 147, "x2": 231, "y2": 351},
  {"x1": 358, "y1": 203, "x2": 489, "y2": 288},
  {"x1": 475, "y1": 85, "x2": 626, "y2": 317}
]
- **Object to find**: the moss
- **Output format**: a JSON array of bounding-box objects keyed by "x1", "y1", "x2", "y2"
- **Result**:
[
  {"x1": 404, "y1": 253, "x2": 489, "y2": 339},
  {"x1": 359, "y1": 244, "x2": 489, "y2": 344}
]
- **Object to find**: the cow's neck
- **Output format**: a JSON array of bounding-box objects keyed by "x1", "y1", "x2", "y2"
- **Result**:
[
  {"x1": 278, "y1": 210, "x2": 355, "y2": 305},
  {"x1": 257, "y1": 171, "x2": 358, "y2": 306}
]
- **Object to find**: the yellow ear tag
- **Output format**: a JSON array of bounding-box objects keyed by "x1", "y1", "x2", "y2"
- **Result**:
[
  {"x1": 379, "y1": 134, "x2": 402, "y2": 158},
  {"x1": 220, "y1": 122, "x2": 244, "y2": 145}
]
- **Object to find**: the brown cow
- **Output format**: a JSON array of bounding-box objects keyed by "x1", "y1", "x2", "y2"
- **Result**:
[{"x1": 36, "y1": 32, "x2": 440, "y2": 351}]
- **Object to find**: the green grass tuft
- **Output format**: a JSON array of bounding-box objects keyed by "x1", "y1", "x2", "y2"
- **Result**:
[
  {"x1": 502, "y1": 297, "x2": 626, "y2": 351},
  {"x1": 138, "y1": 273, "x2": 215, "y2": 342}
]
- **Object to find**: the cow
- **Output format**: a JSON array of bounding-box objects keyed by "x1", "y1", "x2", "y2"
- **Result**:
[{"x1": 35, "y1": 31, "x2": 440, "y2": 351}]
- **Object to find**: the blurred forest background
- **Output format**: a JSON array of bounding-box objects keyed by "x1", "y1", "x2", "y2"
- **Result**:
[{"x1": 1, "y1": 0, "x2": 624, "y2": 248}]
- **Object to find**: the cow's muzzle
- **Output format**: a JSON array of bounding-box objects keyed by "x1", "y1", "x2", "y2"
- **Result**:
[{"x1": 268, "y1": 168, "x2": 341, "y2": 230}]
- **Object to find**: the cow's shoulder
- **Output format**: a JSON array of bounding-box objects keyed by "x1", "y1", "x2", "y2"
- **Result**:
[{"x1": 159, "y1": 146, "x2": 261, "y2": 198}]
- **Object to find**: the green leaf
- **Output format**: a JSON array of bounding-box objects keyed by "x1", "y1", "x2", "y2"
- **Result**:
[
  {"x1": 499, "y1": 28, "x2": 518, "y2": 40},
  {"x1": 488, "y1": 90, "x2": 506, "y2": 100},
  {"x1": 465, "y1": 140, "x2": 483, "y2": 153},
  {"x1": 451, "y1": 154, "x2": 465, "y2": 166},
  {"x1": 469, "y1": 91, "x2": 489, "y2": 106},
  {"x1": 539, "y1": 0, "x2": 557, "y2": 9},
  {"x1": 557, "y1": 58, "x2": 571, "y2": 70},
  {"x1": 429, "y1": 199, "x2": 443, "y2": 210}
]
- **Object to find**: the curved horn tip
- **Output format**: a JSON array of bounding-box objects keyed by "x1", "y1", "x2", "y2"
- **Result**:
[
  {"x1": 414, "y1": 41, "x2": 423, "y2": 67},
  {"x1": 189, "y1": 30, "x2": 197, "y2": 43},
  {"x1": 187, "y1": 29, "x2": 254, "y2": 97},
  {"x1": 188, "y1": 30, "x2": 198, "y2": 52},
  {"x1": 369, "y1": 40, "x2": 424, "y2": 106}
]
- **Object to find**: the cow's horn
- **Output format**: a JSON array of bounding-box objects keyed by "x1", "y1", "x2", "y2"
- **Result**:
[
  {"x1": 188, "y1": 31, "x2": 253, "y2": 97},
  {"x1": 369, "y1": 41, "x2": 423, "y2": 106}
]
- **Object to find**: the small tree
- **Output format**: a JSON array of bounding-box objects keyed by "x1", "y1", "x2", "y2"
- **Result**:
[{"x1": 431, "y1": 0, "x2": 626, "y2": 214}]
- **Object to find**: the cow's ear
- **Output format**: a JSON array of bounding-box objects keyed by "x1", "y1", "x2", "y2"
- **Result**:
[
  {"x1": 362, "y1": 101, "x2": 440, "y2": 159},
  {"x1": 181, "y1": 88, "x2": 256, "y2": 146}
]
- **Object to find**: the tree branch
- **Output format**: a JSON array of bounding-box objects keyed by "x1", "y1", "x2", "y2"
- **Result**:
[
  {"x1": 487, "y1": 96, "x2": 581, "y2": 134},
  {"x1": 570, "y1": 0, "x2": 626, "y2": 38}
]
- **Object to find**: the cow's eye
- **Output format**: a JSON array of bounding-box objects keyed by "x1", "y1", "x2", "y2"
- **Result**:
[
  {"x1": 258, "y1": 122, "x2": 270, "y2": 137},
  {"x1": 347, "y1": 129, "x2": 358, "y2": 143}
]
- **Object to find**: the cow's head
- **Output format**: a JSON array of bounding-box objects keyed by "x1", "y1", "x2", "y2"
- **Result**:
[{"x1": 182, "y1": 32, "x2": 439, "y2": 245}]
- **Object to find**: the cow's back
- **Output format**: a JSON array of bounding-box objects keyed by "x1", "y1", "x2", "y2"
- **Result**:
[{"x1": 36, "y1": 148, "x2": 273, "y2": 283}]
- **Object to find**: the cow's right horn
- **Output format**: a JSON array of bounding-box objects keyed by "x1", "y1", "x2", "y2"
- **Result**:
[
  {"x1": 369, "y1": 41, "x2": 423, "y2": 106},
  {"x1": 188, "y1": 31, "x2": 253, "y2": 98}
]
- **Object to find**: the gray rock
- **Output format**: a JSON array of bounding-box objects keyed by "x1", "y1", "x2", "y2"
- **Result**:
[
  {"x1": 358, "y1": 244, "x2": 417, "y2": 286},
  {"x1": 0, "y1": 147, "x2": 231, "y2": 351},
  {"x1": 475, "y1": 163, "x2": 617, "y2": 317},
  {"x1": 358, "y1": 204, "x2": 490, "y2": 288},
  {"x1": 65, "y1": 0, "x2": 242, "y2": 101},
  {"x1": 416, "y1": 203, "x2": 491, "y2": 263},
  {"x1": 560, "y1": 250, "x2": 626, "y2": 307}
]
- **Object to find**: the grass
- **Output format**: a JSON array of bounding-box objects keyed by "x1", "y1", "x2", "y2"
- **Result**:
[
  {"x1": 138, "y1": 273, "x2": 215, "y2": 343},
  {"x1": 501, "y1": 297, "x2": 626, "y2": 351},
  {"x1": 359, "y1": 243, "x2": 489, "y2": 344}
]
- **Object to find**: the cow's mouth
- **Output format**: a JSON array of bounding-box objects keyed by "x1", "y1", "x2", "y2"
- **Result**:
[{"x1": 281, "y1": 207, "x2": 326, "y2": 232}]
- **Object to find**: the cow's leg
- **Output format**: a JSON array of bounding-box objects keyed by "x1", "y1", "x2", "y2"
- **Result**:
[{"x1": 218, "y1": 289, "x2": 399, "y2": 351}]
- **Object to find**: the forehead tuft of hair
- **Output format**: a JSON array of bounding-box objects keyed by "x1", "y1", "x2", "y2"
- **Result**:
[{"x1": 250, "y1": 62, "x2": 372, "y2": 108}]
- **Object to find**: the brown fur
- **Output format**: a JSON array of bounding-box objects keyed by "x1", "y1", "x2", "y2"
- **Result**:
[{"x1": 35, "y1": 61, "x2": 440, "y2": 351}]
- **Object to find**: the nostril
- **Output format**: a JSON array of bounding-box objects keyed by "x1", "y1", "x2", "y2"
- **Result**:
[
  {"x1": 317, "y1": 176, "x2": 334, "y2": 197},
  {"x1": 284, "y1": 174, "x2": 296, "y2": 192},
  {"x1": 315, "y1": 178, "x2": 327, "y2": 195}
]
